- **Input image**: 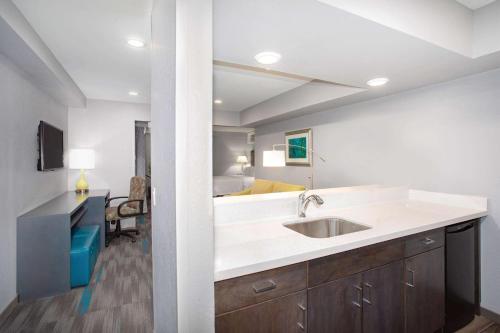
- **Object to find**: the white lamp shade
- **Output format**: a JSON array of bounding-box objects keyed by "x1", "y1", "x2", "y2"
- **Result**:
[
  {"x1": 236, "y1": 155, "x2": 248, "y2": 163},
  {"x1": 69, "y1": 149, "x2": 95, "y2": 170},
  {"x1": 263, "y1": 150, "x2": 286, "y2": 167}
]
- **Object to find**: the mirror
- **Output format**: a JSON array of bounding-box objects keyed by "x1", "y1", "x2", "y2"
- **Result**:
[{"x1": 212, "y1": 62, "x2": 338, "y2": 196}]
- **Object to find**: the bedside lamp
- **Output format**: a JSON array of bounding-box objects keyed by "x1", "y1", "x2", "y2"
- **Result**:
[
  {"x1": 69, "y1": 149, "x2": 95, "y2": 193},
  {"x1": 236, "y1": 155, "x2": 248, "y2": 175}
]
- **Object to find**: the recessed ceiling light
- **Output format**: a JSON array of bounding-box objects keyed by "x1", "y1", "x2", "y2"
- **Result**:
[
  {"x1": 129, "y1": 91, "x2": 139, "y2": 96},
  {"x1": 214, "y1": 99, "x2": 223, "y2": 104},
  {"x1": 127, "y1": 39, "x2": 145, "y2": 48},
  {"x1": 367, "y1": 77, "x2": 389, "y2": 87},
  {"x1": 254, "y1": 51, "x2": 282, "y2": 65}
]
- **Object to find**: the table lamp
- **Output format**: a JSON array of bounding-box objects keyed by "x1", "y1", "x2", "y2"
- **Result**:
[
  {"x1": 236, "y1": 155, "x2": 249, "y2": 175},
  {"x1": 69, "y1": 149, "x2": 95, "y2": 193}
]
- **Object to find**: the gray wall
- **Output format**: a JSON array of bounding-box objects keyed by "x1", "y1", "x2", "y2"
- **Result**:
[
  {"x1": 255, "y1": 67, "x2": 500, "y2": 314},
  {"x1": 151, "y1": 0, "x2": 177, "y2": 330},
  {"x1": 213, "y1": 131, "x2": 254, "y2": 176},
  {"x1": 213, "y1": 110, "x2": 240, "y2": 126},
  {"x1": 0, "y1": 53, "x2": 68, "y2": 313}
]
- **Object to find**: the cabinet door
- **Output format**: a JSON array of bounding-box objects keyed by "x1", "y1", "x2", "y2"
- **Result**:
[
  {"x1": 362, "y1": 260, "x2": 404, "y2": 333},
  {"x1": 215, "y1": 290, "x2": 307, "y2": 333},
  {"x1": 308, "y1": 273, "x2": 363, "y2": 333},
  {"x1": 405, "y1": 247, "x2": 445, "y2": 333}
]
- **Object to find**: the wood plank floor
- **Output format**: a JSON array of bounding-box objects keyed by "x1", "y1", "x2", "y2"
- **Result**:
[
  {"x1": 0, "y1": 216, "x2": 152, "y2": 333},
  {"x1": 457, "y1": 316, "x2": 500, "y2": 333}
]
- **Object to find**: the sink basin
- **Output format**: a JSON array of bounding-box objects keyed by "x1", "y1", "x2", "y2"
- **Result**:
[{"x1": 284, "y1": 217, "x2": 370, "y2": 238}]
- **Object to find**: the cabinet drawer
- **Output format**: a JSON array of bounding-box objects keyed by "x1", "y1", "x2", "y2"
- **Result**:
[
  {"x1": 216, "y1": 290, "x2": 307, "y2": 333},
  {"x1": 215, "y1": 262, "x2": 307, "y2": 315},
  {"x1": 308, "y1": 239, "x2": 404, "y2": 287},
  {"x1": 404, "y1": 228, "x2": 444, "y2": 258}
]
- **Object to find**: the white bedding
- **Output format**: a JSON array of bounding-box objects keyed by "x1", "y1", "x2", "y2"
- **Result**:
[{"x1": 213, "y1": 176, "x2": 254, "y2": 196}]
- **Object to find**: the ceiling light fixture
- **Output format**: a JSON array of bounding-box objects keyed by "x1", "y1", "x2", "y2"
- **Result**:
[
  {"x1": 129, "y1": 91, "x2": 139, "y2": 96},
  {"x1": 214, "y1": 99, "x2": 223, "y2": 104},
  {"x1": 254, "y1": 51, "x2": 282, "y2": 65},
  {"x1": 127, "y1": 39, "x2": 145, "y2": 48},
  {"x1": 367, "y1": 77, "x2": 389, "y2": 87}
]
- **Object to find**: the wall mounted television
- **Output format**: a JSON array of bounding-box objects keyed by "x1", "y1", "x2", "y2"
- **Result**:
[{"x1": 37, "y1": 121, "x2": 64, "y2": 171}]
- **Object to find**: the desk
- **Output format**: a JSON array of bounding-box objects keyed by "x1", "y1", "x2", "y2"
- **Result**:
[{"x1": 17, "y1": 190, "x2": 109, "y2": 301}]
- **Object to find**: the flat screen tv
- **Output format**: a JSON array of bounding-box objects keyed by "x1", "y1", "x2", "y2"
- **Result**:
[{"x1": 37, "y1": 121, "x2": 64, "y2": 171}]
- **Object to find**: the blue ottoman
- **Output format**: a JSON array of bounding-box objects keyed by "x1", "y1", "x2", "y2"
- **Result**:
[{"x1": 70, "y1": 225, "x2": 100, "y2": 288}]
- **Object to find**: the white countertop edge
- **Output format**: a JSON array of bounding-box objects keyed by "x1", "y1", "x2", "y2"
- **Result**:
[{"x1": 214, "y1": 210, "x2": 487, "y2": 282}]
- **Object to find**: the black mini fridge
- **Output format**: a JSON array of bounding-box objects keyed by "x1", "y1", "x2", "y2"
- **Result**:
[{"x1": 444, "y1": 220, "x2": 480, "y2": 333}]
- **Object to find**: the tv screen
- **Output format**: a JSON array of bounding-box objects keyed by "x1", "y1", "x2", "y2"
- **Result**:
[{"x1": 37, "y1": 121, "x2": 64, "y2": 171}]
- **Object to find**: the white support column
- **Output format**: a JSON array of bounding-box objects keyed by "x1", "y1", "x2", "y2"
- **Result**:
[
  {"x1": 151, "y1": 0, "x2": 214, "y2": 331},
  {"x1": 175, "y1": 0, "x2": 214, "y2": 331}
]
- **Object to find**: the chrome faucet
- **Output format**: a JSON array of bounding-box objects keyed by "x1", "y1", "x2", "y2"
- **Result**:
[{"x1": 298, "y1": 191, "x2": 324, "y2": 218}]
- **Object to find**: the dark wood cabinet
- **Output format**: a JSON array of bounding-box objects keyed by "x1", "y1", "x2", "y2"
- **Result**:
[
  {"x1": 404, "y1": 247, "x2": 445, "y2": 333},
  {"x1": 215, "y1": 290, "x2": 307, "y2": 333},
  {"x1": 308, "y1": 273, "x2": 363, "y2": 333},
  {"x1": 308, "y1": 261, "x2": 403, "y2": 333},
  {"x1": 362, "y1": 261, "x2": 404, "y2": 333},
  {"x1": 214, "y1": 227, "x2": 449, "y2": 333}
]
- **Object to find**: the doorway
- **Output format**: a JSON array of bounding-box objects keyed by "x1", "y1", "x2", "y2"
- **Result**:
[{"x1": 135, "y1": 121, "x2": 151, "y2": 202}]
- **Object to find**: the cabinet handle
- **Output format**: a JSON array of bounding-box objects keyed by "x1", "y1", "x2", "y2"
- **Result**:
[
  {"x1": 422, "y1": 237, "x2": 435, "y2": 245},
  {"x1": 362, "y1": 282, "x2": 373, "y2": 305},
  {"x1": 406, "y1": 269, "x2": 416, "y2": 288},
  {"x1": 352, "y1": 285, "x2": 362, "y2": 308},
  {"x1": 297, "y1": 303, "x2": 306, "y2": 331},
  {"x1": 252, "y1": 279, "x2": 276, "y2": 293}
]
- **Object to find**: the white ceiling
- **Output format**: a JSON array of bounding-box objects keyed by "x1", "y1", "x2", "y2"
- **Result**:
[
  {"x1": 213, "y1": 65, "x2": 310, "y2": 113},
  {"x1": 10, "y1": 0, "x2": 500, "y2": 121},
  {"x1": 214, "y1": 0, "x2": 500, "y2": 125},
  {"x1": 456, "y1": 0, "x2": 496, "y2": 9},
  {"x1": 13, "y1": 0, "x2": 152, "y2": 104}
]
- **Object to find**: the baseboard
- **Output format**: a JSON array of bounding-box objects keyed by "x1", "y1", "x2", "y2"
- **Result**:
[
  {"x1": 481, "y1": 307, "x2": 500, "y2": 324},
  {"x1": 0, "y1": 295, "x2": 18, "y2": 324}
]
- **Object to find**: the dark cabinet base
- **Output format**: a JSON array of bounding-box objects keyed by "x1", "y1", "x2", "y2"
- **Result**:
[
  {"x1": 213, "y1": 224, "x2": 476, "y2": 333},
  {"x1": 215, "y1": 291, "x2": 307, "y2": 333}
]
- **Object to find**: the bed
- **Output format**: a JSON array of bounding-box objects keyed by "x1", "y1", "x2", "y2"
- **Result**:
[{"x1": 213, "y1": 176, "x2": 255, "y2": 196}]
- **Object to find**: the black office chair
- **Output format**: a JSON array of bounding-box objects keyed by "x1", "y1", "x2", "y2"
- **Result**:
[{"x1": 105, "y1": 176, "x2": 146, "y2": 246}]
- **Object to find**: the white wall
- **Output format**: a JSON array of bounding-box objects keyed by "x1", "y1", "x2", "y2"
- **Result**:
[
  {"x1": 213, "y1": 131, "x2": 254, "y2": 176},
  {"x1": 473, "y1": 1, "x2": 500, "y2": 57},
  {"x1": 0, "y1": 53, "x2": 68, "y2": 313},
  {"x1": 255, "y1": 67, "x2": 500, "y2": 314},
  {"x1": 68, "y1": 99, "x2": 150, "y2": 197}
]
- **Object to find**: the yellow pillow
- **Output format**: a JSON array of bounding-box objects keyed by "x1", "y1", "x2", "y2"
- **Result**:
[
  {"x1": 230, "y1": 188, "x2": 251, "y2": 196},
  {"x1": 250, "y1": 179, "x2": 274, "y2": 194},
  {"x1": 272, "y1": 182, "x2": 305, "y2": 193}
]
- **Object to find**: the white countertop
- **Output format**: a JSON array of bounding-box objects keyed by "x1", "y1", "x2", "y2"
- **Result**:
[{"x1": 214, "y1": 187, "x2": 487, "y2": 281}]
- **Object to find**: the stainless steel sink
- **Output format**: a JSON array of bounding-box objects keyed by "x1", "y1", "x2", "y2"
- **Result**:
[{"x1": 284, "y1": 217, "x2": 370, "y2": 238}]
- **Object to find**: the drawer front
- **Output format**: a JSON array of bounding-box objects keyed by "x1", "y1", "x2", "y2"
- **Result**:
[
  {"x1": 308, "y1": 239, "x2": 404, "y2": 287},
  {"x1": 215, "y1": 262, "x2": 307, "y2": 315},
  {"x1": 404, "y1": 228, "x2": 444, "y2": 258},
  {"x1": 216, "y1": 290, "x2": 307, "y2": 333}
]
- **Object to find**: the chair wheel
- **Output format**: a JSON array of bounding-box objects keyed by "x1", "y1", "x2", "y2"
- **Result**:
[
  {"x1": 131, "y1": 239, "x2": 136, "y2": 243},
  {"x1": 105, "y1": 242, "x2": 109, "y2": 247}
]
